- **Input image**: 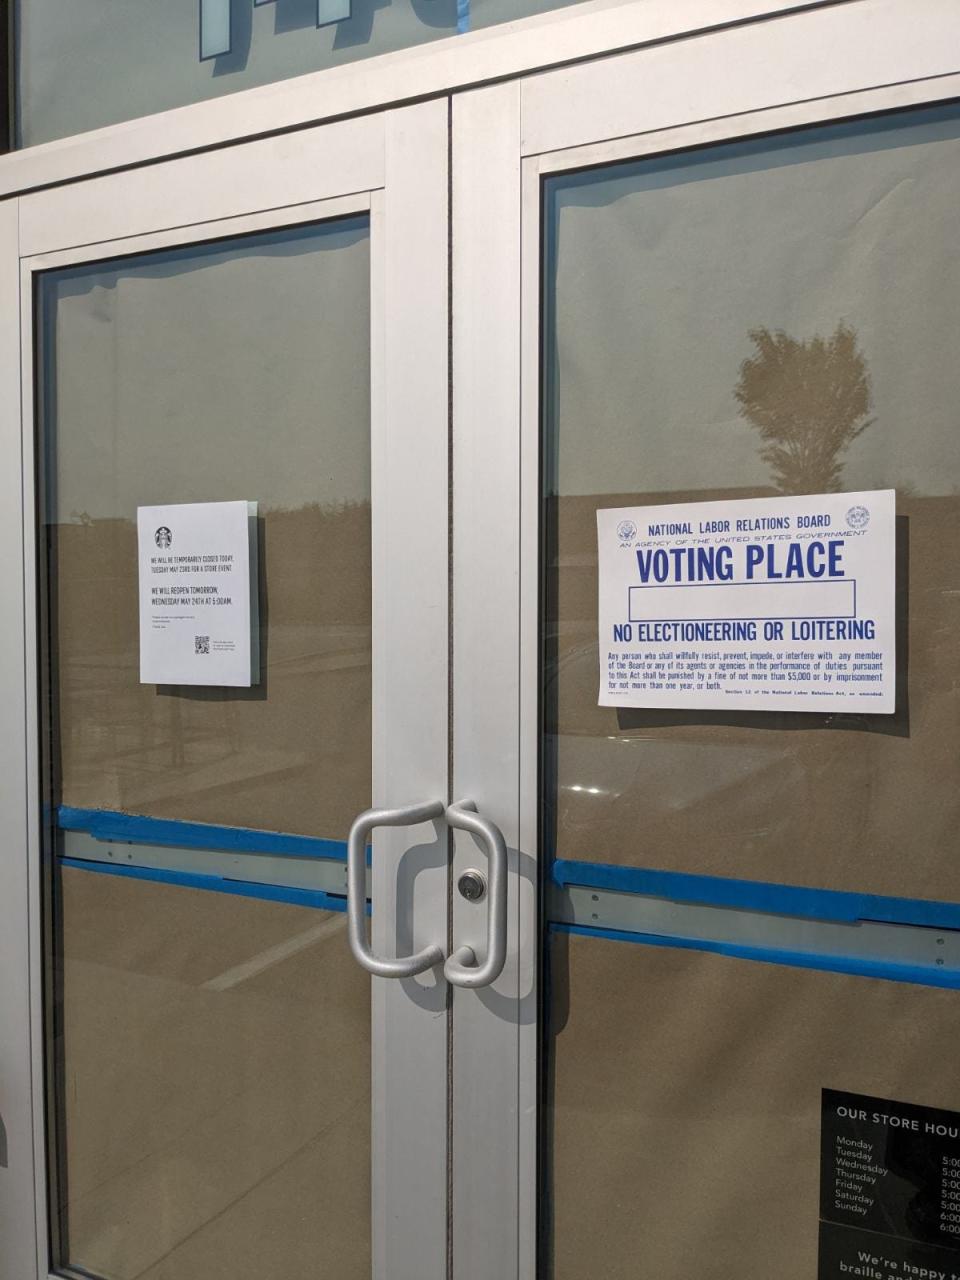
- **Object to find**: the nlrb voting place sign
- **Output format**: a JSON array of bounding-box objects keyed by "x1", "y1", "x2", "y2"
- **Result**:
[
  {"x1": 597, "y1": 490, "x2": 895, "y2": 714},
  {"x1": 138, "y1": 500, "x2": 260, "y2": 686}
]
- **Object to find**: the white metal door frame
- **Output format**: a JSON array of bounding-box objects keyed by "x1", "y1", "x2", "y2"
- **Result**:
[
  {"x1": 5, "y1": 2, "x2": 960, "y2": 1278},
  {"x1": 450, "y1": 4, "x2": 960, "y2": 1278},
  {"x1": 0, "y1": 0, "x2": 846, "y2": 198},
  {"x1": 0, "y1": 100, "x2": 450, "y2": 1280},
  {"x1": 0, "y1": 194, "x2": 35, "y2": 1280}
]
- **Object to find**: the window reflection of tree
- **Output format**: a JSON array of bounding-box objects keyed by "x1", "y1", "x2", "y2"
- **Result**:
[{"x1": 734, "y1": 323, "x2": 874, "y2": 494}]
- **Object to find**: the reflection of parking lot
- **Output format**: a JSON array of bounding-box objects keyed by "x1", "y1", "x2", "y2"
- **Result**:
[
  {"x1": 60, "y1": 623, "x2": 371, "y2": 836},
  {"x1": 54, "y1": 504, "x2": 373, "y2": 841},
  {"x1": 544, "y1": 620, "x2": 942, "y2": 896},
  {"x1": 544, "y1": 635, "x2": 796, "y2": 868},
  {"x1": 61, "y1": 868, "x2": 369, "y2": 1280},
  {"x1": 549, "y1": 933, "x2": 960, "y2": 1280}
]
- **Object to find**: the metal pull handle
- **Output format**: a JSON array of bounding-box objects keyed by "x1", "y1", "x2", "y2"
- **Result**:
[
  {"x1": 444, "y1": 799, "x2": 508, "y2": 989},
  {"x1": 347, "y1": 800, "x2": 446, "y2": 978}
]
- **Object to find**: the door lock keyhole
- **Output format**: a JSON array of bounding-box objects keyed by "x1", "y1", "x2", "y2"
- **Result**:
[{"x1": 458, "y1": 870, "x2": 487, "y2": 902}]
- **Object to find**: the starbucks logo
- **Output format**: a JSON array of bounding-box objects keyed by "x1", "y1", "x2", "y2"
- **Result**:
[{"x1": 155, "y1": 526, "x2": 173, "y2": 549}]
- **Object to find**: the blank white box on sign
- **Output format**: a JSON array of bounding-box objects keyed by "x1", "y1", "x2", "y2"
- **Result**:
[{"x1": 628, "y1": 579, "x2": 857, "y2": 623}]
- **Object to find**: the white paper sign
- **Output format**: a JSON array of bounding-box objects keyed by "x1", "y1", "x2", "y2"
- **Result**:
[
  {"x1": 137, "y1": 500, "x2": 259, "y2": 686},
  {"x1": 597, "y1": 490, "x2": 895, "y2": 714}
]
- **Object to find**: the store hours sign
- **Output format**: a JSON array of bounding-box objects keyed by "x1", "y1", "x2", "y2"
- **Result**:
[
  {"x1": 137, "y1": 500, "x2": 260, "y2": 687},
  {"x1": 597, "y1": 490, "x2": 895, "y2": 714}
]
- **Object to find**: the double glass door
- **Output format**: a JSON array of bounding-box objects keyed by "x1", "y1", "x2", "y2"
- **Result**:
[{"x1": 4, "y1": 4, "x2": 960, "y2": 1279}]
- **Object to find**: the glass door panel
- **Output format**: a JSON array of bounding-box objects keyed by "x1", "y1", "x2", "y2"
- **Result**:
[
  {"x1": 539, "y1": 101, "x2": 960, "y2": 1280},
  {"x1": 440, "y1": 13, "x2": 960, "y2": 1280},
  {"x1": 38, "y1": 218, "x2": 373, "y2": 1279}
]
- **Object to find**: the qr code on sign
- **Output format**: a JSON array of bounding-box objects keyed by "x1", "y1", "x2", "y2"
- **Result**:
[{"x1": 195, "y1": 636, "x2": 210, "y2": 655}]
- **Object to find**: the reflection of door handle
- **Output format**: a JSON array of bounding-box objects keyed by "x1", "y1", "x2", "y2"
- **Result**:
[
  {"x1": 347, "y1": 801, "x2": 446, "y2": 978},
  {"x1": 444, "y1": 799, "x2": 508, "y2": 989}
]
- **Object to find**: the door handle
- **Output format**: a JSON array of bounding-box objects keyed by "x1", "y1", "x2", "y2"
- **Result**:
[
  {"x1": 347, "y1": 800, "x2": 446, "y2": 978},
  {"x1": 444, "y1": 799, "x2": 508, "y2": 989}
]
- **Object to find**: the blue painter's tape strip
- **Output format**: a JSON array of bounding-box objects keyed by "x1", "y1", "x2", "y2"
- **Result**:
[
  {"x1": 60, "y1": 856, "x2": 358, "y2": 913},
  {"x1": 552, "y1": 859, "x2": 960, "y2": 931},
  {"x1": 58, "y1": 805, "x2": 349, "y2": 863},
  {"x1": 552, "y1": 923, "x2": 960, "y2": 992},
  {"x1": 456, "y1": 0, "x2": 469, "y2": 35}
]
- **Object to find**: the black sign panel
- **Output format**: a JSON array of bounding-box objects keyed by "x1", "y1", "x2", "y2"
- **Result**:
[{"x1": 820, "y1": 1089, "x2": 960, "y2": 1279}]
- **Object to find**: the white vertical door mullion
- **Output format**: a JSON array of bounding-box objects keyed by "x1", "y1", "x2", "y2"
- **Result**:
[
  {"x1": 19, "y1": 252, "x2": 47, "y2": 1280},
  {"x1": 516, "y1": 149, "x2": 543, "y2": 1280},
  {"x1": 0, "y1": 198, "x2": 40, "y2": 1280},
  {"x1": 451, "y1": 83, "x2": 535, "y2": 1280},
  {"x1": 371, "y1": 97, "x2": 450, "y2": 1280}
]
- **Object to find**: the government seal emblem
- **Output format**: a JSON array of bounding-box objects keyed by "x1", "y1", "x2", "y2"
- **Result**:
[
  {"x1": 616, "y1": 519, "x2": 637, "y2": 542},
  {"x1": 845, "y1": 505, "x2": 869, "y2": 530}
]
